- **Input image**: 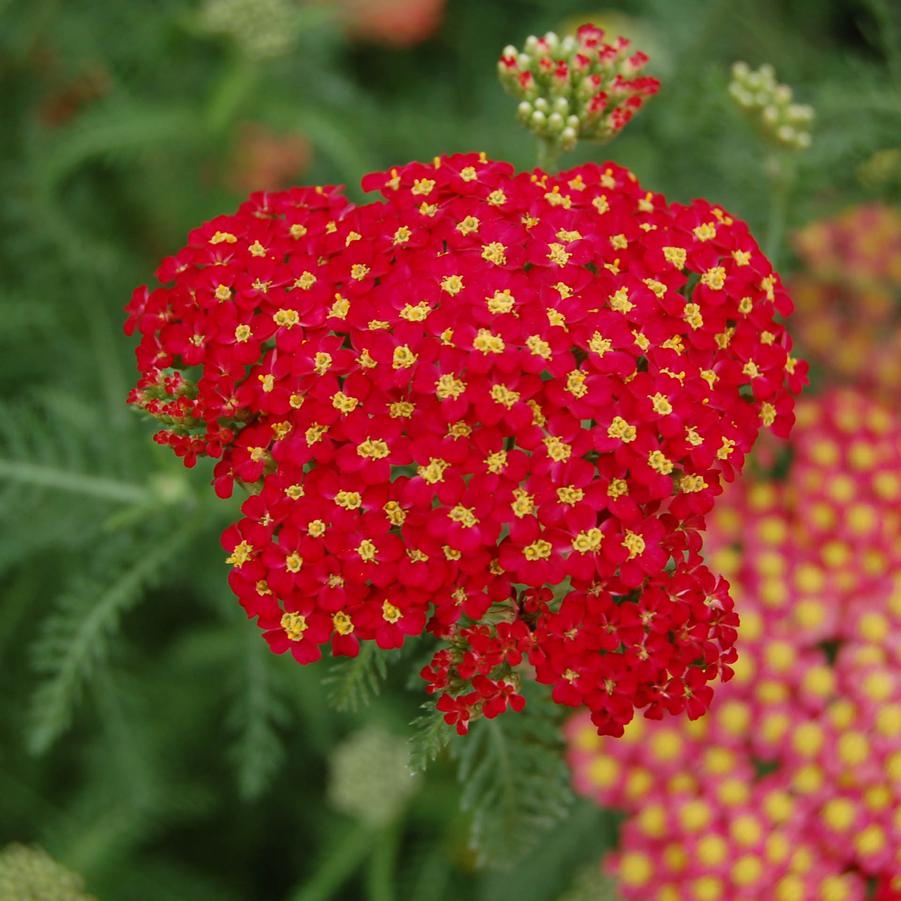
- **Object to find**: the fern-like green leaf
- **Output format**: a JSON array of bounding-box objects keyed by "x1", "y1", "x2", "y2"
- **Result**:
[
  {"x1": 408, "y1": 705, "x2": 453, "y2": 773},
  {"x1": 27, "y1": 518, "x2": 198, "y2": 753},
  {"x1": 454, "y1": 686, "x2": 575, "y2": 868},
  {"x1": 323, "y1": 642, "x2": 389, "y2": 713},
  {"x1": 228, "y1": 627, "x2": 288, "y2": 800},
  {"x1": 0, "y1": 397, "x2": 152, "y2": 505}
]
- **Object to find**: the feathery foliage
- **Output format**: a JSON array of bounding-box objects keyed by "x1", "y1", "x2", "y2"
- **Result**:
[
  {"x1": 27, "y1": 518, "x2": 198, "y2": 753},
  {"x1": 323, "y1": 642, "x2": 392, "y2": 714},
  {"x1": 454, "y1": 686, "x2": 576, "y2": 867},
  {"x1": 408, "y1": 706, "x2": 454, "y2": 773},
  {"x1": 227, "y1": 627, "x2": 289, "y2": 800}
]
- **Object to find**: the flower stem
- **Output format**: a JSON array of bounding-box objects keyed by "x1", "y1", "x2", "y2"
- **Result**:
[
  {"x1": 206, "y1": 55, "x2": 257, "y2": 135},
  {"x1": 287, "y1": 823, "x2": 373, "y2": 901},
  {"x1": 366, "y1": 819, "x2": 401, "y2": 901},
  {"x1": 537, "y1": 137, "x2": 562, "y2": 173},
  {"x1": 764, "y1": 152, "x2": 794, "y2": 265}
]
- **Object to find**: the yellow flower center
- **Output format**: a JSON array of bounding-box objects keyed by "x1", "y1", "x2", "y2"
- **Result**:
[
  {"x1": 523, "y1": 540, "x2": 553, "y2": 561},
  {"x1": 608, "y1": 416, "x2": 637, "y2": 443},
  {"x1": 382, "y1": 601, "x2": 402, "y2": 624},
  {"x1": 622, "y1": 531, "x2": 646, "y2": 559},
  {"x1": 281, "y1": 612, "x2": 308, "y2": 640},
  {"x1": 332, "y1": 611, "x2": 354, "y2": 635}
]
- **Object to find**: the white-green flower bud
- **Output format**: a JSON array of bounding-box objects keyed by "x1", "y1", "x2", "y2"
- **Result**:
[
  {"x1": 777, "y1": 125, "x2": 795, "y2": 143},
  {"x1": 728, "y1": 60, "x2": 814, "y2": 152},
  {"x1": 789, "y1": 104, "x2": 814, "y2": 123},
  {"x1": 773, "y1": 84, "x2": 792, "y2": 104}
]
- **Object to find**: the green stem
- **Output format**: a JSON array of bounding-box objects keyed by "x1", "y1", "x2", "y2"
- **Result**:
[
  {"x1": 366, "y1": 820, "x2": 400, "y2": 901},
  {"x1": 206, "y1": 56, "x2": 257, "y2": 135},
  {"x1": 287, "y1": 823, "x2": 373, "y2": 901},
  {"x1": 536, "y1": 137, "x2": 562, "y2": 173},
  {"x1": 764, "y1": 153, "x2": 794, "y2": 265}
]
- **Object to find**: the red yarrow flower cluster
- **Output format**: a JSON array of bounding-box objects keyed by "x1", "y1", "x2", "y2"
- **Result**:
[{"x1": 125, "y1": 152, "x2": 803, "y2": 735}]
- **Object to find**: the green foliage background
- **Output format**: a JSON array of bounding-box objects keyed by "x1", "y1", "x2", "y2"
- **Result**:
[{"x1": 1, "y1": 0, "x2": 898, "y2": 898}]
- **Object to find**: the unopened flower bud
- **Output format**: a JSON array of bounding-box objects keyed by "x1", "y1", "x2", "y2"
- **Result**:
[{"x1": 729, "y1": 60, "x2": 814, "y2": 151}]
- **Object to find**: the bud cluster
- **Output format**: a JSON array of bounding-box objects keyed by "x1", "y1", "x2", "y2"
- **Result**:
[
  {"x1": 199, "y1": 0, "x2": 299, "y2": 59},
  {"x1": 498, "y1": 24, "x2": 659, "y2": 154},
  {"x1": 729, "y1": 62, "x2": 814, "y2": 151}
]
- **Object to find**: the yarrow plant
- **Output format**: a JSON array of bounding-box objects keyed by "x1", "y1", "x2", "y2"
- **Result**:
[
  {"x1": 125, "y1": 24, "x2": 804, "y2": 740},
  {"x1": 568, "y1": 390, "x2": 901, "y2": 899}
]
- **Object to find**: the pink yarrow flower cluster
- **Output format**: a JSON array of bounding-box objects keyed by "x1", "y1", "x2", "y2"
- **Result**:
[
  {"x1": 705, "y1": 388, "x2": 901, "y2": 639},
  {"x1": 567, "y1": 390, "x2": 901, "y2": 900},
  {"x1": 790, "y1": 204, "x2": 901, "y2": 401},
  {"x1": 125, "y1": 151, "x2": 802, "y2": 736}
]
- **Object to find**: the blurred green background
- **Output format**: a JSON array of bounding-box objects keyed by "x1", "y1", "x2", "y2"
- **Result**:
[{"x1": 1, "y1": 0, "x2": 898, "y2": 898}]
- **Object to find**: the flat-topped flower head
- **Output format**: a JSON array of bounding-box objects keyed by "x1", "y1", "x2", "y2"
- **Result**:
[{"x1": 126, "y1": 152, "x2": 803, "y2": 735}]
